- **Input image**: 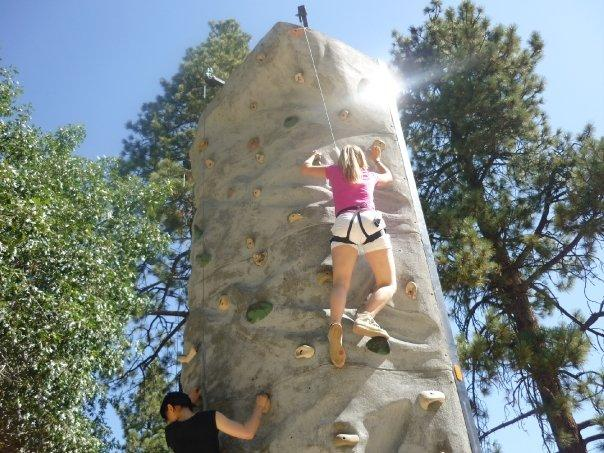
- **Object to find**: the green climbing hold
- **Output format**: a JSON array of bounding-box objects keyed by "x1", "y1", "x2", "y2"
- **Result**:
[
  {"x1": 195, "y1": 252, "x2": 211, "y2": 267},
  {"x1": 193, "y1": 225, "x2": 204, "y2": 241},
  {"x1": 366, "y1": 337, "x2": 390, "y2": 355},
  {"x1": 283, "y1": 116, "x2": 299, "y2": 128},
  {"x1": 246, "y1": 301, "x2": 273, "y2": 324}
]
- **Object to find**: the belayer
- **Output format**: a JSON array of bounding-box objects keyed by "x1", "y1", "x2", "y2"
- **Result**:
[
  {"x1": 160, "y1": 388, "x2": 271, "y2": 452},
  {"x1": 301, "y1": 141, "x2": 397, "y2": 368}
]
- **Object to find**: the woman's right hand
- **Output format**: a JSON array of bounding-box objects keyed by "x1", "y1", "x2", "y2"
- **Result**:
[{"x1": 256, "y1": 394, "x2": 271, "y2": 414}]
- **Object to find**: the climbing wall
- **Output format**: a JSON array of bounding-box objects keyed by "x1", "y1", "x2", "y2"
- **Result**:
[{"x1": 182, "y1": 22, "x2": 478, "y2": 453}]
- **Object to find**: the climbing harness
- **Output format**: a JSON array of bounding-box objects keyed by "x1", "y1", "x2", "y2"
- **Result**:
[{"x1": 330, "y1": 209, "x2": 386, "y2": 246}]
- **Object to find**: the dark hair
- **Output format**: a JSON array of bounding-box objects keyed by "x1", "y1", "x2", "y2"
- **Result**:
[{"x1": 160, "y1": 392, "x2": 194, "y2": 420}]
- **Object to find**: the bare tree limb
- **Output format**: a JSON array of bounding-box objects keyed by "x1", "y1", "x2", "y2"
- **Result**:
[{"x1": 479, "y1": 408, "x2": 540, "y2": 440}]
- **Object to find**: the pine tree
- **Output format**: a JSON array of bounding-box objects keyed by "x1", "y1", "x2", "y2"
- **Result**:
[
  {"x1": 117, "y1": 19, "x2": 251, "y2": 448},
  {"x1": 392, "y1": 2, "x2": 603, "y2": 451}
]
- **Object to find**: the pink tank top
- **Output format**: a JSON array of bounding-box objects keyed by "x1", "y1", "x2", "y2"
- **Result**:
[{"x1": 326, "y1": 165, "x2": 379, "y2": 215}]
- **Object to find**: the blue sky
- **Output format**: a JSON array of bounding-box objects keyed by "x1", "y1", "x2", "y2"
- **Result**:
[{"x1": 1, "y1": 0, "x2": 602, "y2": 451}]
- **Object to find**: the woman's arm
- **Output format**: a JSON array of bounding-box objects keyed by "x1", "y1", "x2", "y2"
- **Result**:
[
  {"x1": 300, "y1": 150, "x2": 327, "y2": 178},
  {"x1": 370, "y1": 145, "x2": 393, "y2": 185},
  {"x1": 215, "y1": 394, "x2": 270, "y2": 440}
]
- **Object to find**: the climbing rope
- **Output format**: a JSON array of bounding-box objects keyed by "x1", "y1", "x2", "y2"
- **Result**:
[{"x1": 302, "y1": 27, "x2": 338, "y2": 151}]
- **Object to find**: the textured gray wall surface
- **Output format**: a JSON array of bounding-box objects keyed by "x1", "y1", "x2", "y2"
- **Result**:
[{"x1": 183, "y1": 22, "x2": 474, "y2": 452}]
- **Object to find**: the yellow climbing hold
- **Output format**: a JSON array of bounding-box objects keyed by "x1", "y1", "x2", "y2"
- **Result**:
[
  {"x1": 405, "y1": 281, "x2": 418, "y2": 299},
  {"x1": 252, "y1": 188, "x2": 262, "y2": 198},
  {"x1": 339, "y1": 109, "x2": 350, "y2": 120},
  {"x1": 218, "y1": 295, "x2": 230, "y2": 311},
  {"x1": 255, "y1": 52, "x2": 266, "y2": 62},
  {"x1": 419, "y1": 390, "x2": 445, "y2": 410},
  {"x1": 334, "y1": 434, "x2": 359, "y2": 447},
  {"x1": 453, "y1": 364, "x2": 463, "y2": 381},
  {"x1": 288, "y1": 212, "x2": 303, "y2": 223},
  {"x1": 245, "y1": 237, "x2": 255, "y2": 250},
  {"x1": 294, "y1": 72, "x2": 304, "y2": 84},
  {"x1": 255, "y1": 152, "x2": 265, "y2": 164},
  {"x1": 252, "y1": 251, "x2": 267, "y2": 266},
  {"x1": 204, "y1": 159, "x2": 214, "y2": 169},
  {"x1": 316, "y1": 269, "x2": 332, "y2": 285},
  {"x1": 295, "y1": 345, "x2": 315, "y2": 359}
]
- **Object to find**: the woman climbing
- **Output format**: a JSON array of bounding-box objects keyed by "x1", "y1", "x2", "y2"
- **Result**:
[{"x1": 300, "y1": 142, "x2": 397, "y2": 368}]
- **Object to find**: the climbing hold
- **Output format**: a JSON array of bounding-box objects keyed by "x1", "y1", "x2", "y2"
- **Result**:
[
  {"x1": 288, "y1": 212, "x2": 303, "y2": 223},
  {"x1": 405, "y1": 281, "x2": 418, "y2": 299},
  {"x1": 316, "y1": 269, "x2": 333, "y2": 285},
  {"x1": 249, "y1": 101, "x2": 258, "y2": 111},
  {"x1": 295, "y1": 345, "x2": 315, "y2": 359},
  {"x1": 338, "y1": 109, "x2": 350, "y2": 120},
  {"x1": 453, "y1": 364, "x2": 464, "y2": 381},
  {"x1": 246, "y1": 301, "x2": 273, "y2": 323},
  {"x1": 197, "y1": 138, "x2": 209, "y2": 152},
  {"x1": 334, "y1": 434, "x2": 359, "y2": 447},
  {"x1": 283, "y1": 116, "x2": 299, "y2": 128},
  {"x1": 372, "y1": 139, "x2": 386, "y2": 152},
  {"x1": 294, "y1": 72, "x2": 304, "y2": 84},
  {"x1": 366, "y1": 337, "x2": 390, "y2": 355},
  {"x1": 252, "y1": 251, "x2": 268, "y2": 266},
  {"x1": 245, "y1": 237, "x2": 255, "y2": 250},
  {"x1": 252, "y1": 188, "x2": 262, "y2": 198},
  {"x1": 204, "y1": 159, "x2": 214, "y2": 169},
  {"x1": 419, "y1": 390, "x2": 446, "y2": 411},
  {"x1": 247, "y1": 137, "x2": 260, "y2": 151},
  {"x1": 195, "y1": 252, "x2": 211, "y2": 267},
  {"x1": 358, "y1": 78, "x2": 370, "y2": 94},
  {"x1": 288, "y1": 27, "x2": 304, "y2": 38},
  {"x1": 193, "y1": 225, "x2": 204, "y2": 241},
  {"x1": 255, "y1": 52, "x2": 266, "y2": 62},
  {"x1": 227, "y1": 187, "x2": 235, "y2": 198},
  {"x1": 255, "y1": 152, "x2": 265, "y2": 164},
  {"x1": 177, "y1": 346, "x2": 197, "y2": 364},
  {"x1": 217, "y1": 295, "x2": 230, "y2": 311}
]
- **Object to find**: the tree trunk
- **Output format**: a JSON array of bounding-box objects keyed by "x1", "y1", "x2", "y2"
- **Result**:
[{"x1": 181, "y1": 23, "x2": 478, "y2": 452}]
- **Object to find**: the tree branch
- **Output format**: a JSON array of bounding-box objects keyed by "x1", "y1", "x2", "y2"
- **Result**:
[
  {"x1": 583, "y1": 433, "x2": 604, "y2": 445},
  {"x1": 149, "y1": 310, "x2": 189, "y2": 318},
  {"x1": 526, "y1": 232, "x2": 584, "y2": 284},
  {"x1": 479, "y1": 408, "x2": 539, "y2": 440}
]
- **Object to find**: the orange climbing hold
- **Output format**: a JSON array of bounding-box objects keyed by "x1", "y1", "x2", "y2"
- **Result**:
[
  {"x1": 252, "y1": 188, "x2": 262, "y2": 198},
  {"x1": 218, "y1": 295, "x2": 230, "y2": 311},
  {"x1": 197, "y1": 138, "x2": 209, "y2": 152},
  {"x1": 204, "y1": 159, "x2": 214, "y2": 169},
  {"x1": 288, "y1": 27, "x2": 304, "y2": 38},
  {"x1": 288, "y1": 212, "x2": 303, "y2": 223},
  {"x1": 247, "y1": 137, "x2": 260, "y2": 151},
  {"x1": 405, "y1": 281, "x2": 418, "y2": 299}
]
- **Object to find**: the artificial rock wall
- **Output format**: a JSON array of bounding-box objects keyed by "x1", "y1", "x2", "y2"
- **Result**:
[{"x1": 182, "y1": 22, "x2": 476, "y2": 453}]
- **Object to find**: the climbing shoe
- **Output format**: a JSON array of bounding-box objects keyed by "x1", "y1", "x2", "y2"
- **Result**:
[
  {"x1": 328, "y1": 322, "x2": 346, "y2": 368},
  {"x1": 353, "y1": 312, "x2": 389, "y2": 339}
]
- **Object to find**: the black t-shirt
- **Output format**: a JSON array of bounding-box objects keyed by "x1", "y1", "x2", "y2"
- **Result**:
[{"x1": 165, "y1": 410, "x2": 220, "y2": 453}]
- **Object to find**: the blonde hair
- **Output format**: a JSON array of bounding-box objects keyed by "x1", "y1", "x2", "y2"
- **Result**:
[{"x1": 338, "y1": 144, "x2": 368, "y2": 183}]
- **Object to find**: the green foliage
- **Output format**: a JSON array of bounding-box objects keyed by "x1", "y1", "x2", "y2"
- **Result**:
[
  {"x1": 117, "y1": 20, "x2": 251, "y2": 449},
  {"x1": 392, "y1": 1, "x2": 603, "y2": 450},
  {"x1": 115, "y1": 361, "x2": 172, "y2": 453},
  {"x1": 0, "y1": 66, "x2": 169, "y2": 451}
]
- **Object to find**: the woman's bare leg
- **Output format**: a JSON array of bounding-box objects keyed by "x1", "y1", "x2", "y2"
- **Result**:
[
  {"x1": 363, "y1": 248, "x2": 397, "y2": 317},
  {"x1": 329, "y1": 244, "x2": 358, "y2": 324}
]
